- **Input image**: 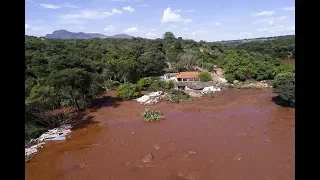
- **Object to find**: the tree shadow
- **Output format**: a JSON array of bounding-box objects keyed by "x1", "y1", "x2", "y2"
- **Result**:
[
  {"x1": 71, "y1": 111, "x2": 99, "y2": 131},
  {"x1": 89, "y1": 95, "x2": 123, "y2": 112},
  {"x1": 271, "y1": 96, "x2": 295, "y2": 108}
]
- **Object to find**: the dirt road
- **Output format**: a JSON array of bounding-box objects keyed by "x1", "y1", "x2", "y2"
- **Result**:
[{"x1": 25, "y1": 89, "x2": 295, "y2": 180}]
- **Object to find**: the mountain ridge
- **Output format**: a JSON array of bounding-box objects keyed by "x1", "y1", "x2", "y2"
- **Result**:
[{"x1": 45, "y1": 29, "x2": 133, "y2": 40}]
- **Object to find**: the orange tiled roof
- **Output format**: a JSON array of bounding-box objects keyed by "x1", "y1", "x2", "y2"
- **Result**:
[{"x1": 176, "y1": 72, "x2": 199, "y2": 79}]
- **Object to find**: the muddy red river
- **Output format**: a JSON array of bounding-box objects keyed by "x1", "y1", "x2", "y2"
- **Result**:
[{"x1": 25, "y1": 89, "x2": 295, "y2": 180}]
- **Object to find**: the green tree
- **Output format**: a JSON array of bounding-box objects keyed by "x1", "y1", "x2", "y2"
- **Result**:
[
  {"x1": 163, "y1": 32, "x2": 176, "y2": 40},
  {"x1": 198, "y1": 72, "x2": 212, "y2": 82},
  {"x1": 47, "y1": 68, "x2": 103, "y2": 110},
  {"x1": 137, "y1": 78, "x2": 154, "y2": 90},
  {"x1": 272, "y1": 72, "x2": 295, "y2": 105},
  {"x1": 117, "y1": 83, "x2": 141, "y2": 100}
]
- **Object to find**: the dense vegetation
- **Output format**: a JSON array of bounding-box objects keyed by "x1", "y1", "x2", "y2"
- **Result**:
[
  {"x1": 198, "y1": 72, "x2": 212, "y2": 82},
  {"x1": 272, "y1": 72, "x2": 295, "y2": 106},
  {"x1": 25, "y1": 33, "x2": 295, "y2": 140}
]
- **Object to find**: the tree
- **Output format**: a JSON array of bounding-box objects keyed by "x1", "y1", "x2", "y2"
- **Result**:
[
  {"x1": 137, "y1": 78, "x2": 154, "y2": 90},
  {"x1": 272, "y1": 72, "x2": 295, "y2": 105},
  {"x1": 198, "y1": 72, "x2": 212, "y2": 82},
  {"x1": 117, "y1": 83, "x2": 141, "y2": 100},
  {"x1": 137, "y1": 52, "x2": 168, "y2": 77},
  {"x1": 163, "y1": 32, "x2": 176, "y2": 40},
  {"x1": 47, "y1": 68, "x2": 104, "y2": 110},
  {"x1": 177, "y1": 52, "x2": 197, "y2": 71}
]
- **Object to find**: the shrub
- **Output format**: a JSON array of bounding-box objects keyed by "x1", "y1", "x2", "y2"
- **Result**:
[
  {"x1": 198, "y1": 71, "x2": 212, "y2": 82},
  {"x1": 137, "y1": 78, "x2": 154, "y2": 90},
  {"x1": 272, "y1": 72, "x2": 295, "y2": 105},
  {"x1": 225, "y1": 74, "x2": 235, "y2": 83},
  {"x1": 103, "y1": 80, "x2": 120, "y2": 91},
  {"x1": 117, "y1": 83, "x2": 141, "y2": 100},
  {"x1": 148, "y1": 80, "x2": 175, "y2": 92},
  {"x1": 142, "y1": 109, "x2": 163, "y2": 122},
  {"x1": 165, "y1": 89, "x2": 190, "y2": 103}
]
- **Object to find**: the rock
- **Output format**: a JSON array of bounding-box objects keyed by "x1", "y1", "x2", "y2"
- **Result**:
[
  {"x1": 141, "y1": 153, "x2": 154, "y2": 163},
  {"x1": 233, "y1": 80, "x2": 239, "y2": 84},
  {"x1": 132, "y1": 132, "x2": 135, "y2": 135},
  {"x1": 233, "y1": 154, "x2": 242, "y2": 161},
  {"x1": 153, "y1": 144, "x2": 161, "y2": 150},
  {"x1": 124, "y1": 161, "x2": 131, "y2": 165},
  {"x1": 188, "y1": 151, "x2": 196, "y2": 154}
]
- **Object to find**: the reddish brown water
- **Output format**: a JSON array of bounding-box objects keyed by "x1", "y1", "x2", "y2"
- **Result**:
[{"x1": 25, "y1": 89, "x2": 295, "y2": 180}]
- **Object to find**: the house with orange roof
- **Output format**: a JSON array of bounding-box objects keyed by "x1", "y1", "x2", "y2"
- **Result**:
[{"x1": 175, "y1": 72, "x2": 200, "y2": 82}]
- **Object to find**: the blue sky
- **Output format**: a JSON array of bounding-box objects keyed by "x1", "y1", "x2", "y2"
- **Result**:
[{"x1": 25, "y1": 0, "x2": 295, "y2": 41}]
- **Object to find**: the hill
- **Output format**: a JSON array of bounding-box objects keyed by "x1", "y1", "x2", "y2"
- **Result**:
[{"x1": 44, "y1": 30, "x2": 133, "y2": 40}]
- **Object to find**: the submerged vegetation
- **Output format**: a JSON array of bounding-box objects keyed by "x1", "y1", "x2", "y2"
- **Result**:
[
  {"x1": 25, "y1": 32, "x2": 294, "y2": 140},
  {"x1": 142, "y1": 109, "x2": 163, "y2": 122}
]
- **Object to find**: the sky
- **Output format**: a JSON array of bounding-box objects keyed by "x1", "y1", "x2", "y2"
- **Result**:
[{"x1": 25, "y1": 0, "x2": 295, "y2": 42}]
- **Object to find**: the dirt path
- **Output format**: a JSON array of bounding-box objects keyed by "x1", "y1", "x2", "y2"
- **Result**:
[{"x1": 25, "y1": 89, "x2": 294, "y2": 180}]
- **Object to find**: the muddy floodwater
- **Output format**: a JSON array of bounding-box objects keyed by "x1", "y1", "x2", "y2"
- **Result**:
[{"x1": 25, "y1": 89, "x2": 295, "y2": 180}]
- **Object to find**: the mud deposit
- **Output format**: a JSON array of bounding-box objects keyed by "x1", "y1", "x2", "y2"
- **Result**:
[{"x1": 25, "y1": 89, "x2": 295, "y2": 180}]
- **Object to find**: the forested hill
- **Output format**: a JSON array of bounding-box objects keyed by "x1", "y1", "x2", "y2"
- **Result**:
[
  {"x1": 25, "y1": 32, "x2": 294, "y2": 139},
  {"x1": 44, "y1": 29, "x2": 133, "y2": 40}
]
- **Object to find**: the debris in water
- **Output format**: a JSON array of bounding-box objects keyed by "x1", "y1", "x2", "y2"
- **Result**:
[
  {"x1": 136, "y1": 91, "x2": 163, "y2": 105},
  {"x1": 153, "y1": 144, "x2": 161, "y2": 150},
  {"x1": 233, "y1": 154, "x2": 242, "y2": 161},
  {"x1": 25, "y1": 124, "x2": 72, "y2": 162},
  {"x1": 141, "y1": 153, "x2": 154, "y2": 163}
]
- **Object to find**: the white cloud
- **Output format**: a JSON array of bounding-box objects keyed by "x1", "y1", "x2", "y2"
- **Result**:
[
  {"x1": 239, "y1": 32, "x2": 253, "y2": 38},
  {"x1": 59, "y1": 20, "x2": 86, "y2": 24},
  {"x1": 139, "y1": 4, "x2": 149, "y2": 7},
  {"x1": 60, "y1": 10, "x2": 107, "y2": 19},
  {"x1": 112, "y1": 8, "x2": 123, "y2": 14},
  {"x1": 150, "y1": 28, "x2": 156, "y2": 32},
  {"x1": 268, "y1": 21, "x2": 274, "y2": 25},
  {"x1": 25, "y1": 24, "x2": 45, "y2": 32},
  {"x1": 146, "y1": 32, "x2": 157, "y2": 38},
  {"x1": 184, "y1": 19, "x2": 193, "y2": 24},
  {"x1": 215, "y1": 22, "x2": 221, "y2": 26},
  {"x1": 198, "y1": 29, "x2": 208, "y2": 33},
  {"x1": 192, "y1": 32, "x2": 196, "y2": 36},
  {"x1": 182, "y1": 28, "x2": 188, "y2": 31},
  {"x1": 281, "y1": 6, "x2": 295, "y2": 11},
  {"x1": 166, "y1": 25, "x2": 178, "y2": 31},
  {"x1": 258, "y1": 25, "x2": 295, "y2": 33},
  {"x1": 104, "y1": 25, "x2": 116, "y2": 32},
  {"x1": 253, "y1": 16, "x2": 288, "y2": 25},
  {"x1": 25, "y1": 24, "x2": 31, "y2": 30},
  {"x1": 185, "y1": 9, "x2": 194, "y2": 12},
  {"x1": 161, "y1": 8, "x2": 182, "y2": 23},
  {"x1": 123, "y1": 6, "x2": 135, "y2": 12},
  {"x1": 174, "y1": 9, "x2": 181, "y2": 12},
  {"x1": 40, "y1": 4, "x2": 60, "y2": 9},
  {"x1": 103, "y1": 11, "x2": 113, "y2": 16},
  {"x1": 60, "y1": 8, "x2": 124, "y2": 21},
  {"x1": 110, "y1": 0, "x2": 129, "y2": 2},
  {"x1": 62, "y1": 3, "x2": 80, "y2": 9},
  {"x1": 251, "y1": 11, "x2": 275, "y2": 17},
  {"x1": 123, "y1": 27, "x2": 139, "y2": 33}
]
